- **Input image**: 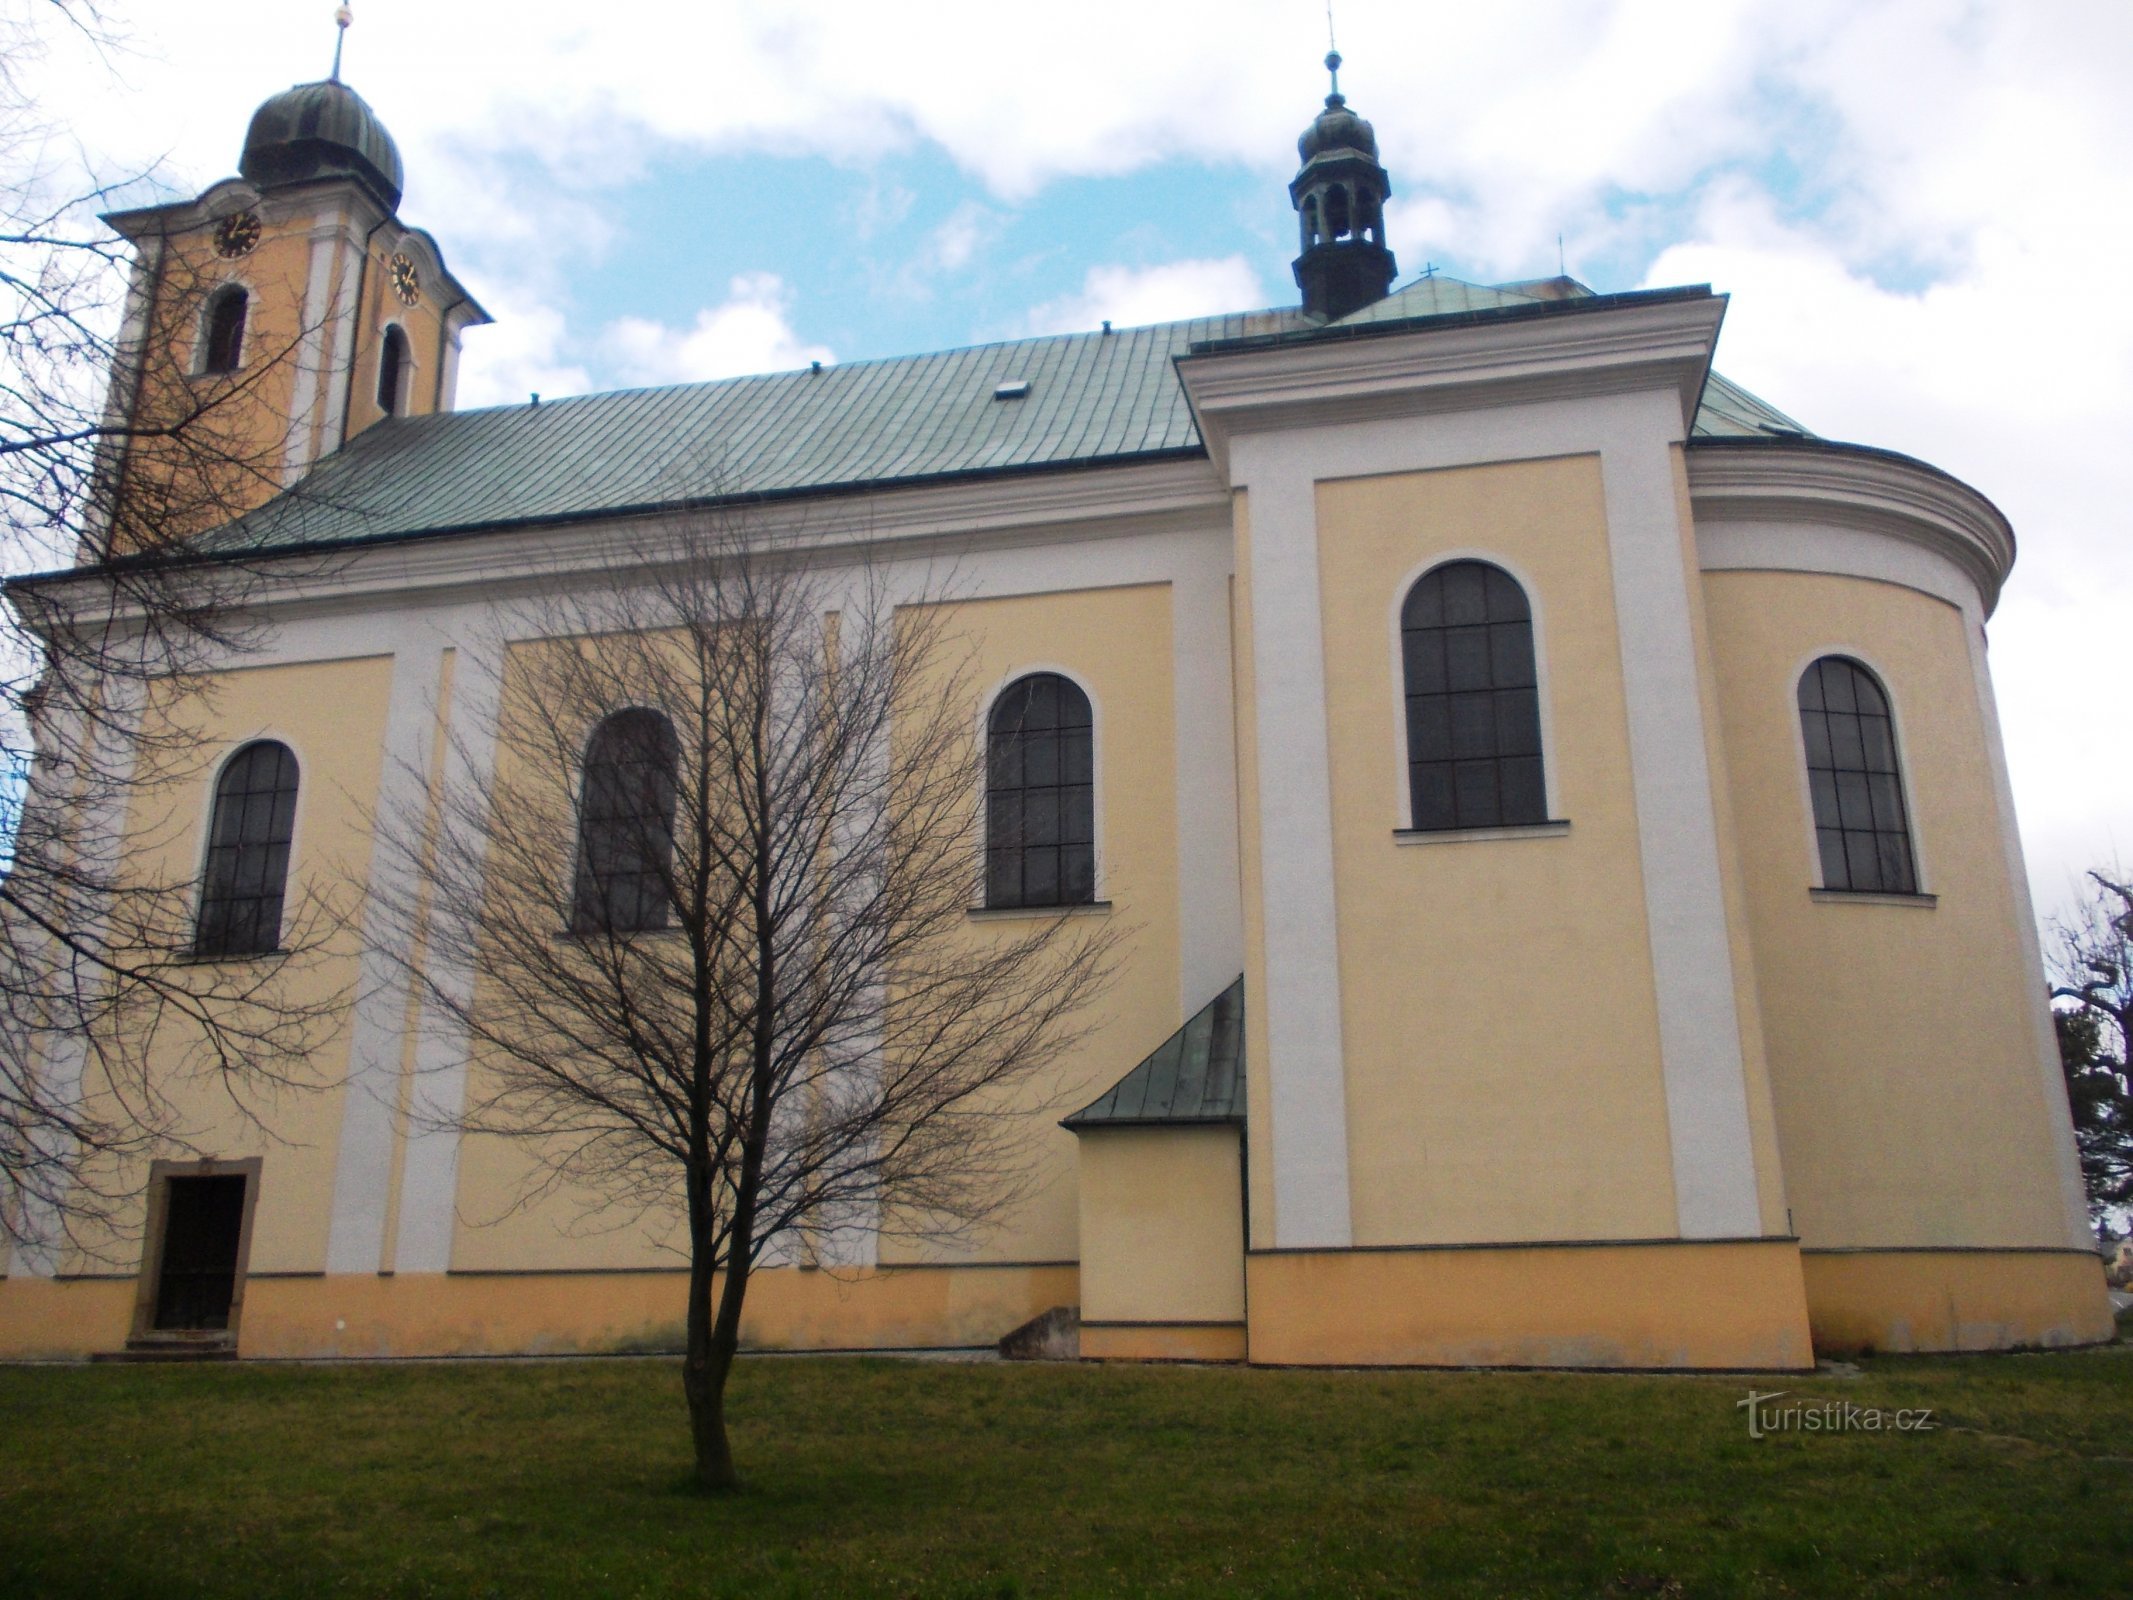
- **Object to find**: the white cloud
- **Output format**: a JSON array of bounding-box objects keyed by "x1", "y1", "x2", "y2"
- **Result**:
[
  {"x1": 452, "y1": 296, "x2": 591, "y2": 411},
  {"x1": 1024, "y1": 257, "x2": 1269, "y2": 336},
  {"x1": 926, "y1": 202, "x2": 995, "y2": 274},
  {"x1": 600, "y1": 273, "x2": 832, "y2": 388}
]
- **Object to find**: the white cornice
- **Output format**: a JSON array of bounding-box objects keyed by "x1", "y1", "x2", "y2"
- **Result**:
[
  {"x1": 1176, "y1": 294, "x2": 1727, "y2": 479},
  {"x1": 16, "y1": 455, "x2": 1230, "y2": 633},
  {"x1": 1686, "y1": 440, "x2": 2014, "y2": 615}
]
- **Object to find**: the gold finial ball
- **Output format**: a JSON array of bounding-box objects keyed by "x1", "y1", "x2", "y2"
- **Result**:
[{"x1": 335, "y1": 5, "x2": 353, "y2": 28}]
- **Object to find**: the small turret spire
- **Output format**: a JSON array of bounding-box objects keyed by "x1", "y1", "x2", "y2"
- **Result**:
[
  {"x1": 1324, "y1": 2, "x2": 1343, "y2": 101},
  {"x1": 1287, "y1": 44, "x2": 1396, "y2": 321},
  {"x1": 331, "y1": 5, "x2": 352, "y2": 83}
]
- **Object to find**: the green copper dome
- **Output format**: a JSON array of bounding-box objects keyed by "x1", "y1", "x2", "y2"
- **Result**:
[
  {"x1": 1297, "y1": 95, "x2": 1379, "y2": 163},
  {"x1": 240, "y1": 80, "x2": 403, "y2": 211}
]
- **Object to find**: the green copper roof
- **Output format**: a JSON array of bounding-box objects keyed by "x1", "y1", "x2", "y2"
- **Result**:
[
  {"x1": 1063, "y1": 976, "x2": 1245, "y2": 1131},
  {"x1": 212, "y1": 276, "x2": 1808, "y2": 555}
]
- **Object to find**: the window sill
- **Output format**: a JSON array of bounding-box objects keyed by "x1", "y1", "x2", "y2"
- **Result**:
[
  {"x1": 1394, "y1": 820, "x2": 1570, "y2": 846},
  {"x1": 967, "y1": 900, "x2": 1112, "y2": 921},
  {"x1": 1810, "y1": 888, "x2": 1937, "y2": 908},
  {"x1": 179, "y1": 948, "x2": 285, "y2": 966}
]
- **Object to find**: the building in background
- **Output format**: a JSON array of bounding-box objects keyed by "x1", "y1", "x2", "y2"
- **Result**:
[{"x1": 0, "y1": 52, "x2": 2111, "y2": 1366}]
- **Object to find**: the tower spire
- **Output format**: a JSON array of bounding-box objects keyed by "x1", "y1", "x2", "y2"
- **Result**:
[
  {"x1": 1287, "y1": 46, "x2": 1396, "y2": 320},
  {"x1": 331, "y1": 5, "x2": 352, "y2": 83}
]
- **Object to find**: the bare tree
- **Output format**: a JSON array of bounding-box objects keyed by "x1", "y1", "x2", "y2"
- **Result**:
[
  {"x1": 2050, "y1": 869, "x2": 2133, "y2": 1228},
  {"x1": 1, "y1": 0, "x2": 344, "y2": 1256},
  {"x1": 375, "y1": 517, "x2": 1116, "y2": 1491}
]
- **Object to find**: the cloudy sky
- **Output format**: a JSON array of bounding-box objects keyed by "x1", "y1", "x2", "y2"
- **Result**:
[{"x1": 24, "y1": 0, "x2": 2133, "y2": 926}]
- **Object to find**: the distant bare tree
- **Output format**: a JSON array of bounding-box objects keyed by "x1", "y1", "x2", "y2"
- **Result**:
[
  {"x1": 1, "y1": 0, "x2": 344, "y2": 1257},
  {"x1": 375, "y1": 517, "x2": 1116, "y2": 1491},
  {"x1": 2050, "y1": 869, "x2": 2133, "y2": 1228}
]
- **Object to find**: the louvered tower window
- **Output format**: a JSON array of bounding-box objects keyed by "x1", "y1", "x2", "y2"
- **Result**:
[
  {"x1": 200, "y1": 286, "x2": 248, "y2": 374},
  {"x1": 377, "y1": 325, "x2": 409, "y2": 414}
]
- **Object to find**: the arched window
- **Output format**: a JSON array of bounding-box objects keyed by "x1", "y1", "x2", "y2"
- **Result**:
[
  {"x1": 377, "y1": 325, "x2": 408, "y2": 415},
  {"x1": 985, "y1": 673, "x2": 1094, "y2": 909},
  {"x1": 1797, "y1": 656, "x2": 1916, "y2": 894},
  {"x1": 1400, "y1": 559, "x2": 1545, "y2": 831},
  {"x1": 194, "y1": 741, "x2": 298, "y2": 958},
  {"x1": 200, "y1": 286, "x2": 248, "y2": 375},
  {"x1": 572, "y1": 709, "x2": 679, "y2": 934}
]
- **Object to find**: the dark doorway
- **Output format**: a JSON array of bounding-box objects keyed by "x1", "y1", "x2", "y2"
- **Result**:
[{"x1": 153, "y1": 1174, "x2": 249, "y2": 1331}]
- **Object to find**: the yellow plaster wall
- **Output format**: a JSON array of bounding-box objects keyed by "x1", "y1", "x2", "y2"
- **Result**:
[
  {"x1": 1702, "y1": 571, "x2": 2075, "y2": 1250},
  {"x1": 1247, "y1": 1240, "x2": 1815, "y2": 1369},
  {"x1": 446, "y1": 584, "x2": 1182, "y2": 1275},
  {"x1": 112, "y1": 216, "x2": 332, "y2": 548},
  {"x1": 1313, "y1": 456, "x2": 1677, "y2": 1245},
  {"x1": 1076, "y1": 1125, "x2": 1244, "y2": 1325},
  {"x1": 341, "y1": 231, "x2": 456, "y2": 439},
  {"x1": 880, "y1": 583, "x2": 1183, "y2": 1269},
  {"x1": 447, "y1": 629, "x2": 692, "y2": 1272},
  {"x1": 1801, "y1": 1249, "x2": 2113, "y2": 1353},
  {"x1": 66, "y1": 654, "x2": 394, "y2": 1276}
]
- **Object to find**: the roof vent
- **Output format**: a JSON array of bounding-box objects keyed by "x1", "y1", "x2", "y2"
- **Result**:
[{"x1": 993, "y1": 379, "x2": 1030, "y2": 401}]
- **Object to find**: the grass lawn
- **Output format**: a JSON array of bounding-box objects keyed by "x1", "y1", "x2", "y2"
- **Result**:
[{"x1": 2, "y1": 1338, "x2": 2131, "y2": 1598}]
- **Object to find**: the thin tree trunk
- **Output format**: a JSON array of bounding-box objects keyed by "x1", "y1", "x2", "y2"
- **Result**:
[
  {"x1": 689, "y1": 1243, "x2": 753, "y2": 1492},
  {"x1": 681, "y1": 1161, "x2": 741, "y2": 1493}
]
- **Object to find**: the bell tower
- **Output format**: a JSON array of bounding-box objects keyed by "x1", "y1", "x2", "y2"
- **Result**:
[
  {"x1": 88, "y1": 12, "x2": 487, "y2": 558},
  {"x1": 1289, "y1": 51, "x2": 1397, "y2": 323}
]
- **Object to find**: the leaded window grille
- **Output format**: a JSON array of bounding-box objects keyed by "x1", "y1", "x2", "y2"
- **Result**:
[
  {"x1": 1400, "y1": 560, "x2": 1546, "y2": 830},
  {"x1": 985, "y1": 673, "x2": 1094, "y2": 909},
  {"x1": 571, "y1": 708, "x2": 679, "y2": 934},
  {"x1": 1798, "y1": 656, "x2": 1917, "y2": 894},
  {"x1": 194, "y1": 740, "x2": 298, "y2": 958}
]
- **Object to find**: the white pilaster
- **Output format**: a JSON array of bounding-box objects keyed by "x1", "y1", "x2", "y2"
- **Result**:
[
  {"x1": 390, "y1": 634, "x2": 505, "y2": 1275},
  {"x1": 323, "y1": 621, "x2": 451, "y2": 1273},
  {"x1": 1596, "y1": 423, "x2": 1762, "y2": 1238},
  {"x1": 1230, "y1": 440, "x2": 1354, "y2": 1250}
]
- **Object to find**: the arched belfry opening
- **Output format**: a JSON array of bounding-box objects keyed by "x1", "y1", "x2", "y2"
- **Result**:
[{"x1": 1290, "y1": 51, "x2": 1397, "y2": 321}]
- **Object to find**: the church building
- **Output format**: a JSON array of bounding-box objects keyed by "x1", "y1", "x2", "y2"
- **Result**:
[{"x1": 0, "y1": 51, "x2": 2111, "y2": 1368}]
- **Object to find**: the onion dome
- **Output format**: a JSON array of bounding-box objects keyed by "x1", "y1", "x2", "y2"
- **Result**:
[
  {"x1": 1298, "y1": 58, "x2": 1381, "y2": 163},
  {"x1": 239, "y1": 79, "x2": 403, "y2": 212}
]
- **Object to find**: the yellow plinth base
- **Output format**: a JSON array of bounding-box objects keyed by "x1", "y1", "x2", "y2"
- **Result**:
[
  {"x1": 0, "y1": 1261, "x2": 1077, "y2": 1360},
  {"x1": 1800, "y1": 1248, "x2": 2113, "y2": 1354},
  {"x1": 1080, "y1": 1321, "x2": 1247, "y2": 1362},
  {"x1": 1245, "y1": 1238, "x2": 1816, "y2": 1370}
]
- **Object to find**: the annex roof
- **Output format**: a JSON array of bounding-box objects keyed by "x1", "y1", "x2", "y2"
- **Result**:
[
  {"x1": 1062, "y1": 975, "x2": 1246, "y2": 1131},
  {"x1": 213, "y1": 275, "x2": 1808, "y2": 555}
]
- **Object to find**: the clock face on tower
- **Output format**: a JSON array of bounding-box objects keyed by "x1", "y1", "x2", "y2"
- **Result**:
[
  {"x1": 212, "y1": 210, "x2": 261, "y2": 259},
  {"x1": 388, "y1": 252, "x2": 421, "y2": 306}
]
